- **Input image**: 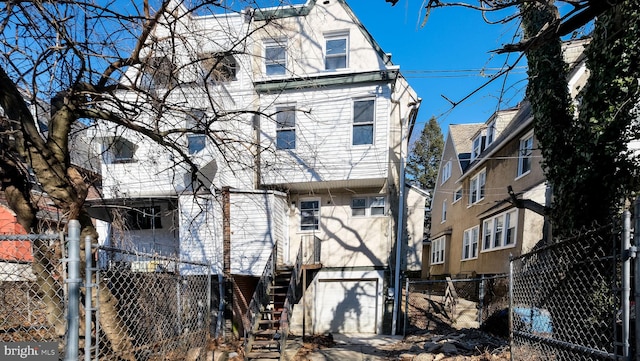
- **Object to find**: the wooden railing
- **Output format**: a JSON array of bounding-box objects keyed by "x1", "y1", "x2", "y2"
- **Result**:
[{"x1": 277, "y1": 243, "x2": 304, "y2": 359}]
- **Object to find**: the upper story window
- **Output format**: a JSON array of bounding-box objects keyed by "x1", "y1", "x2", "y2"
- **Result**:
[
  {"x1": 351, "y1": 196, "x2": 386, "y2": 216},
  {"x1": 300, "y1": 199, "x2": 320, "y2": 231},
  {"x1": 276, "y1": 106, "x2": 296, "y2": 150},
  {"x1": 482, "y1": 209, "x2": 517, "y2": 251},
  {"x1": 353, "y1": 99, "x2": 375, "y2": 145},
  {"x1": 187, "y1": 110, "x2": 206, "y2": 154},
  {"x1": 469, "y1": 169, "x2": 486, "y2": 205},
  {"x1": 325, "y1": 33, "x2": 348, "y2": 70},
  {"x1": 471, "y1": 135, "x2": 483, "y2": 161},
  {"x1": 264, "y1": 40, "x2": 286, "y2": 76},
  {"x1": 518, "y1": 131, "x2": 534, "y2": 177},
  {"x1": 431, "y1": 236, "x2": 445, "y2": 265},
  {"x1": 200, "y1": 52, "x2": 237, "y2": 82},
  {"x1": 141, "y1": 56, "x2": 177, "y2": 90},
  {"x1": 486, "y1": 120, "x2": 497, "y2": 146},
  {"x1": 441, "y1": 160, "x2": 452, "y2": 184},
  {"x1": 441, "y1": 200, "x2": 447, "y2": 223},
  {"x1": 104, "y1": 136, "x2": 137, "y2": 164},
  {"x1": 462, "y1": 226, "x2": 479, "y2": 260},
  {"x1": 453, "y1": 187, "x2": 463, "y2": 203}
]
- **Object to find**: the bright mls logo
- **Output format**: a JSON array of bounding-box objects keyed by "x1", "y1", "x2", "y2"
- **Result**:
[{"x1": 1, "y1": 342, "x2": 58, "y2": 360}]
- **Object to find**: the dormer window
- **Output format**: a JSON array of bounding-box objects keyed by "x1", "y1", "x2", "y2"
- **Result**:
[
  {"x1": 471, "y1": 135, "x2": 483, "y2": 160},
  {"x1": 486, "y1": 120, "x2": 496, "y2": 146}
]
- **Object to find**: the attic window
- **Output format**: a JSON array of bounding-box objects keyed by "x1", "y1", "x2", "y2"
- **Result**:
[
  {"x1": 486, "y1": 120, "x2": 496, "y2": 146},
  {"x1": 200, "y1": 53, "x2": 237, "y2": 82},
  {"x1": 104, "y1": 136, "x2": 137, "y2": 164},
  {"x1": 471, "y1": 135, "x2": 483, "y2": 160}
]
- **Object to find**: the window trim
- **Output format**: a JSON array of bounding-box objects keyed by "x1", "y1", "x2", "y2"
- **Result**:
[
  {"x1": 482, "y1": 208, "x2": 518, "y2": 252},
  {"x1": 468, "y1": 169, "x2": 486, "y2": 205},
  {"x1": 462, "y1": 226, "x2": 479, "y2": 260},
  {"x1": 275, "y1": 105, "x2": 296, "y2": 150},
  {"x1": 351, "y1": 195, "x2": 387, "y2": 217},
  {"x1": 264, "y1": 40, "x2": 287, "y2": 76},
  {"x1": 352, "y1": 98, "x2": 375, "y2": 146},
  {"x1": 324, "y1": 33, "x2": 349, "y2": 71},
  {"x1": 517, "y1": 131, "x2": 534, "y2": 178},
  {"x1": 300, "y1": 198, "x2": 320, "y2": 232},
  {"x1": 431, "y1": 236, "x2": 445, "y2": 265}
]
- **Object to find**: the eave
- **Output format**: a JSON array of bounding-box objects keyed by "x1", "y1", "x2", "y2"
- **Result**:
[{"x1": 254, "y1": 69, "x2": 398, "y2": 94}]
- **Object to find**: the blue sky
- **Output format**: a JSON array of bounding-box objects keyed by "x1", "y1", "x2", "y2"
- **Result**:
[{"x1": 346, "y1": 0, "x2": 529, "y2": 139}]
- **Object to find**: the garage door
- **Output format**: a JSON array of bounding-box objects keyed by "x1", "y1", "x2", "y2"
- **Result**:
[{"x1": 315, "y1": 279, "x2": 378, "y2": 334}]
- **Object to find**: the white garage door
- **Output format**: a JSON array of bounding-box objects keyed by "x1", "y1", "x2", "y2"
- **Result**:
[{"x1": 315, "y1": 279, "x2": 378, "y2": 334}]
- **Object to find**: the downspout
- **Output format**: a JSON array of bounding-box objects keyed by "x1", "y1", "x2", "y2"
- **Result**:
[{"x1": 391, "y1": 98, "x2": 420, "y2": 335}]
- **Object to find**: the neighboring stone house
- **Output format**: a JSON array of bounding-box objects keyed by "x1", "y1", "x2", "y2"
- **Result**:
[
  {"x1": 425, "y1": 38, "x2": 591, "y2": 279},
  {"x1": 90, "y1": 0, "x2": 426, "y2": 335}
]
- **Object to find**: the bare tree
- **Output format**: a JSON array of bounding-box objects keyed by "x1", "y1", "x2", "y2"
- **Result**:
[{"x1": 0, "y1": 0, "x2": 288, "y2": 357}]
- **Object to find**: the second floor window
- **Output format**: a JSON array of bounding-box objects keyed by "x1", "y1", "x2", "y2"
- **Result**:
[
  {"x1": 187, "y1": 110, "x2": 206, "y2": 154},
  {"x1": 276, "y1": 106, "x2": 296, "y2": 150},
  {"x1": 325, "y1": 35, "x2": 348, "y2": 70},
  {"x1": 431, "y1": 236, "x2": 445, "y2": 265},
  {"x1": 353, "y1": 99, "x2": 374, "y2": 145},
  {"x1": 441, "y1": 200, "x2": 447, "y2": 222},
  {"x1": 103, "y1": 136, "x2": 136, "y2": 164},
  {"x1": 300, "y1": 199, "x2": 320, "y2": 231},
  {"x1": 265, "y1": 41, "x2": 286, "y2": 76},
  {"x1": 518, "y1": 132, "x2": 534, "y2": 177},
  {"x1": 469, "y1": 169, "x2": 486, "y2": 205},
  {"x1": 453, "y1": 187, "x2": 463, "y2": 203},
  {"x1": 351, "y1": 196, "x2": 386, "y2": 216}
]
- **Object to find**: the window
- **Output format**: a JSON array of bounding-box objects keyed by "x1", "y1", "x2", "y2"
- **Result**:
[
  {"x1": 453, "y1": 187, "x2": 463, "y2": 203},
  {"x1": 431, "y1": 236, "x2": 445, "y2": 265},
  {"x1": 462, "y1": 226, "x2": 479, "y2": 260},
  {"x1": 482, "y1": 209, "x2": 518, "y2": 251},
  {"x1": 441, "y1": 161, "x2": 452, "y2": 184},
  {"x1": 300, "y1": 199, "x2": 320, "y2": 231},
  {"x1": 187, "y1": 110, "x2": 206, "y2": 154},
  {"x1": 441, "y1": 200, "x2": 447, "y2": 222},
  {"x1": 486, "y1": 120, "x2": 496, "y2": 146},
  {"x1": 353, "y1": 99, "x2": 375, "y2": 145},
  {"x1": 469, "y1": 169, "x2": 486, "y2": 205},
  {"x1": 200, "y1": 53, "x2": 237, "y2": 82},
  {"x1": 471, "y1": 135, "x2": 483, "y2": 160},
  {"x1": 265, "y1": 41, "x2": 286, "y2": 76},
  {"x1": 124, "y1": 206, "x2": 162, "y2": 230},
  {"x1": 276, "y1": 106, "x2": 296, "y2": 150},
  {"x1": 104, "y1": 136, "x2": 136, "y2": 164},
  {"x1": 351, "y1": 196, "x2": 386, "y2": 216},
  {"x1": 141, "y1": 56, "x2": 177, "y2": 90},
  {"x1": 518, "y1": 132, "x2": 534, "y2": 177},
  {"x1": 325, "y1": 34, "x2": 348, "y2": 70}
]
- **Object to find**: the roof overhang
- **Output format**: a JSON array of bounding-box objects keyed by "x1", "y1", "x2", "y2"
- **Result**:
[{"x1": 254, "y1": 69, "x2": 399, "y2": 93}]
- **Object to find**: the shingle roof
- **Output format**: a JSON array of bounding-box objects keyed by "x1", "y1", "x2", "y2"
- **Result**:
[{"x1": 449, "y1": 123, "x2": 483, "y2": 155}]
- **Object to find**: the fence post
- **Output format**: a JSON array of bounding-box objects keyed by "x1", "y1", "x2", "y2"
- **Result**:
[
  {"x1": 623, "y1": 210, "x2": 632, "y2": 359},
  {"x1": 65, "y1": 220, "x2": 81, "y2": 361},
  {"x1": 403, "y1": 278, "x2": 409, "y2": 337},
  {"x1": 509, "y1": 258, "x2": 514, "y2": 361},
  {"x1": 634, "y1": 197, "x2": 640, "y2": 361}
]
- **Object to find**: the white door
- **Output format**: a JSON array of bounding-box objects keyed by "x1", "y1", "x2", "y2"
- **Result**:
[{"x1": 315, "y1": 279, "x2": 378, "y2": 334}]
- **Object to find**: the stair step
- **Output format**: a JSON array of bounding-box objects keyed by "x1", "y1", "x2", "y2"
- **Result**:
[
  {"x1": 247, "y1": 351, "x2": 281, "y2": 359},
  {"x1": 252, "y1": 340, "x2": 280, "y2": 347}
]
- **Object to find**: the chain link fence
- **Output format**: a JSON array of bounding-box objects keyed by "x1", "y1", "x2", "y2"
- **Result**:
[
  {"x1": 403, "y1": 275, "x2": 510, "y2": 336},
  {"x1": 94, "y1": 246, "x2": 213, "y2": 361},
  {"x1": 510, "y1": 222, "x2": 623, "y2": 360},
  {"x1": 0, "y1": 234, "x2": 67, "y2": 356}
]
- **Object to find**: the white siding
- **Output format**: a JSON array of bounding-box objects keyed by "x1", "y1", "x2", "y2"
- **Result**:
[
  {"x1": 259, "y1": 85, "x2": 391, "y2": 185},
  {"x1": 179, "y1": 195, "x2": 223, "y2": 275}
]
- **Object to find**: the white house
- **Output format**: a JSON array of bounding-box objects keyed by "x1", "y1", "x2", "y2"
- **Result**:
[{"x1": 89, "y1": 0, "x2": 425, "y2": 336}]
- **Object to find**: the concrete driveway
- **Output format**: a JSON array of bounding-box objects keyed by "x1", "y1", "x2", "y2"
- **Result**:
[{"x1": 284, "y1": 333, "x2": 403, "y2": 361}]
